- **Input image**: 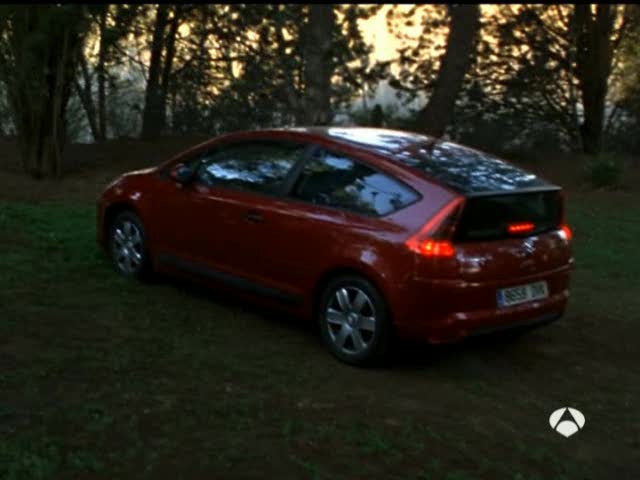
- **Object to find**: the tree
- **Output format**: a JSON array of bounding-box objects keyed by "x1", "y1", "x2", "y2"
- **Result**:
[
  {"x1": 76, "y1": 49, "x2": 101, "y2": 142},
  {"x1": 478, "y1": 4, "x2": 631, "y2": 154},
  {"x1": 385, "y1": 5, "x2": 481, "y2": 137},
  {"x1": 140, "y1": 4, "x2": 183, "y2": 139},
  {"x1": 417, "y1": 5, "x2": 481, "y2": 137},
  {"x1": 0, "y1": 5, "x2": 91, "y2": 178},
  {"x1": 385, "y1": 4, "x2": 633, "y2": 155},
  {"x1": 73, "y1": 5, "x2": 141, "y2": 142},
  {"x1": 96, "y1": 5, "x2": 108, "y2": 141},
  {"x1": 574, "y1": 4, "x2": 629, "y2": 154},
  {"x1": 302, "y1": 5, "x2": 335, "y2": 125},
  {"x1": 607, "y1": 5, "x2": 640, "y2": 153},
  {"x1": 166, "y1": 4, "x2": 385, "y2": 133},
  {"x1": 140, "y1": 4, "x2": 169, "y2": 139}
]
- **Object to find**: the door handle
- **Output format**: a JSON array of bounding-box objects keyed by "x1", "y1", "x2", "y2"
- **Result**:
[{"x1": 245, "y1": 210, "x2": 263, "y2": 223}]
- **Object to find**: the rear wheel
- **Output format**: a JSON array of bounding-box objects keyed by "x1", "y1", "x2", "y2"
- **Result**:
[
  {"x1": 318, "y1": 275, "x2": 392, "y2": 366},
  {"x1": 108, "y1": 211, "x2": 152, "y2": 280}
]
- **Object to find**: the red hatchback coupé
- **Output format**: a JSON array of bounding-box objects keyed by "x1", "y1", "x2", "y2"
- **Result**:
[{"x1": 97, "y1": 127, "x2": 573, "y2": 365}]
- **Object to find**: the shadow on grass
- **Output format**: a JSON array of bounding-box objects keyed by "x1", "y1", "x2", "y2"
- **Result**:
[
  {"x1": 389, "y1": 328, "x2": 538, "y2": 369},
  {"x1": 143, "y1": 269, "x2": 549, "y2": 373},
  {"x1": 151, "y1": 271, "x2": 320, "y2": 337}
]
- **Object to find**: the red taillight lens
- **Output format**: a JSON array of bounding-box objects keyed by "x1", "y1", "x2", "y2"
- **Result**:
[
  {"x1": 405, "y1": 197, "x2": 464, "y2": 258},
  {"x1": 508, "y1": 222, "x2": 535, "y2": 234},
  {"x1": 558, "y1": 191, "x2": 571, "y2": 241},
  {"x1": 416, "y1": 240, "x2": 456, "y2": 257},
  {"x1": 560, "y1": 224, "x2": 572, "y2": 241}
]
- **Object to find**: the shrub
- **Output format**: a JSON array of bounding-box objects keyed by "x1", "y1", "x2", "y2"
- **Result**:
[{"x1": 584, "y1": 155, "x2": 623, "y2": 189}]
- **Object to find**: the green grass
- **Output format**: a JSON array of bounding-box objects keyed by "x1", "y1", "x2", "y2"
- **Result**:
[{"x1": 0, "y1": 195, "x2": 639, "y2": 479}]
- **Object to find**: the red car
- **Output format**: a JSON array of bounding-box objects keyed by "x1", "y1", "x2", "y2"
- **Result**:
[{"x1": 97, "y1": 127, "x2": 573, "y2": 365}]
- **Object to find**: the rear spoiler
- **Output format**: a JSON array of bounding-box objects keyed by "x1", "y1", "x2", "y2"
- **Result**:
[{"x1": 463, "y1": 185, "x2": 562, "y2": 198}]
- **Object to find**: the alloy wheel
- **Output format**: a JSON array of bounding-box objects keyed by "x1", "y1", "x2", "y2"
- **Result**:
[
  {"x1": 112, "y1": 219, "x2": 144, "y2": 274},
  {"x1": 325, "y1": 286, "x2": 377, "y2": 355}
]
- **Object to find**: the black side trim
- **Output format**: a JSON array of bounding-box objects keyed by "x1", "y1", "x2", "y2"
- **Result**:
[
  {"x1": 470, "y1": 312, "x2": 562, "y2": 337},
  {"x1": 157, "y1": 253, "x2": 303, "y2": 306},
  {"x1": 278, "y1": 144, "x2": 320, "y2": 196}
]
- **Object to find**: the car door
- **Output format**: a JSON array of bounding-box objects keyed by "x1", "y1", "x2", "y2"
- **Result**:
[
  {"x1": 150, "y1": 153, "x2": 241, "y2": 271},
  {"x1": 244, "y1": 147, "x2": 421, "y2": 298},
  {"x1": 153, "y1": 139, "x2": 308, "y2": 282},
  {"x1": 151, "y1": 148, "x2": 228, "y2": 266}
]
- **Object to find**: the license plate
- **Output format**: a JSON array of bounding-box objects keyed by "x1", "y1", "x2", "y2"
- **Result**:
[{"x1": 497, "y1": 281, "x2": 548, "y2": 307}]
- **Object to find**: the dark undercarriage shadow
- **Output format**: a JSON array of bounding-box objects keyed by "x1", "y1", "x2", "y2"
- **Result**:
[
  {"x1": 145, "y1": 271, "x2": 551, "y2": 370},
  {"x1": 151, "y1": 271, "x2": 319, "y2": 337},
  {"x1": 387, "y1": 322, "x2": 553, "y2": 371}
]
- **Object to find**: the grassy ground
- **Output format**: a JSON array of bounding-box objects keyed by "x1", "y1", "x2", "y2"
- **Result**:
[{"x1": 0, "y1": 144, "x2": 639, "y2": 479}]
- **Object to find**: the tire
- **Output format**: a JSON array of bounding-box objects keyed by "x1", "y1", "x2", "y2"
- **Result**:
[
  {"x1": 108, "y1": 210, "x2": 153, "y2": 280},
  {"x1": 317, "y1": 275, "x2": 393, "y2": 366}
]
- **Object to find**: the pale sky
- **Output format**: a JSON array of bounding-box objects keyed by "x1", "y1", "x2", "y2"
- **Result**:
[
  {"x1": 172, "y1": 5, "x2": 446, "y2": 66},
  {"x1": 359, "y1": 5, "x2": 421, "y2": 62},
  {"x1": 361, "y1": 4, "x2": 500, "y2": 62}
]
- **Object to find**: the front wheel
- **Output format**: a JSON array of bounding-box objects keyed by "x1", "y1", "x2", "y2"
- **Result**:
[
  {"x1": 108, "y1": 211, "x2": 152, "y2": 280},
  {"x1": 318, "y1": 275, "x2": 393, "y2": 366}
]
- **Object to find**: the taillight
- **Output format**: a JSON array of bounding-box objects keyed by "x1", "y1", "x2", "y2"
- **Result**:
[
  {"x1": 415, "y1": 240, "x2": 456, "y2": 257},
  {"x1": 405, "y1": 197, "x2": 464, "y2": 258},
  {"x1": 558, "y1": 191, "x2": 571, "y2": 241},
  {"x1": 560, "y1": 224, "x2": 572, "y2": 241}
]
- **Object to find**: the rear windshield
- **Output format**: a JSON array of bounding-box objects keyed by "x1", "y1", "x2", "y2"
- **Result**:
[
  {"x1": 395, "y1": 142, "x2": 551, "y2": 194},
  {"x1": 455, "y1": 191, "x2": 563, "y2": 242}
]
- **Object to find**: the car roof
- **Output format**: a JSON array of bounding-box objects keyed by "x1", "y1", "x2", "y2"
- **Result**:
[
  {"x1": 259, "y1": 126, "x2": 430, "y2": 154},
  {"x1": 249, "y1": 127, "x2": 557, "y2": 195}
]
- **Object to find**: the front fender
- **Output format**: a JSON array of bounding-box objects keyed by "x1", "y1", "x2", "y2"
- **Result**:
[{"x1": 96, "y1": 172, "x2": 157, "y2": 249}]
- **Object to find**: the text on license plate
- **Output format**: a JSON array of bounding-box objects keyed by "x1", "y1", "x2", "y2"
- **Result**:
[{"x1": 497, "y1": 281, "x2": 548, "y2": 307}]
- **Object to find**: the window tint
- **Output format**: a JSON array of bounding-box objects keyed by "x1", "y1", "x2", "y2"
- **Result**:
[
  {"x1": 194, "y1": 141, "x2": 305, "y2": 194},
  {"x1": 455, "y1": 191, "x2": 562, "y2": 241},
  {"x1": 292, "y1": 151, "x2": 419, "y2": 216}
]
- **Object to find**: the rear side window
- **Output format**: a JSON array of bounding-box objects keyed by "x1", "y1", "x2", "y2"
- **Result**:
[
  {"x1": 194, "y1": 141, "x2": 305, "y2": 195},
  {"x1": 291, "y1": 150, "x2": 419, "y2": 216}
]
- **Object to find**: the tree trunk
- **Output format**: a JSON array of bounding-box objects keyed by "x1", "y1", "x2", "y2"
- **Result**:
[
  {"x1": 417, "y1": 4, "x2": 481, "y2": 138},
  {"x1": 302, "y1": 5, "x2": 335, "y2": 125},
  {"x1": 97, "y1": 6, "x2": 108, "y2": 141},
  {"x1": 158, "y1": 6, "x2": 181, "y2": 135},
  {"x1": 575, "y1": 4, "x2": 616, "y2": 155},
  {"x1": 1, "y1": 6, "x2": 86, "y2": 178},
  {"x1": 140, "y1": 4, "x2": 168, "y2": 139},
  {"x1": 75, "y1": 55, "x2": 101, "y2": 142},
  {"x1": 49, "y1": 28, "x2": 67, "y2": 177},
  {"x1": 274, "y1": 10, "x2": 302, "y2": 124}
]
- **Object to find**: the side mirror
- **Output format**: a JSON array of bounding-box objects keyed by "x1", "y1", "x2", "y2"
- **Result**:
[{"x1": 170, "y1": 163, "x2": 194, "y2": 185}]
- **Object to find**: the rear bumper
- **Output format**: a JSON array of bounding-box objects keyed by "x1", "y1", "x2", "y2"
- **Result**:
[{"x1": 392, "y1": 266, "x2": 570, "y2": 343}]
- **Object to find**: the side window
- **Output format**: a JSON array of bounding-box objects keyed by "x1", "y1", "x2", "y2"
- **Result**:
[
  {"x1": 292, "y1": 150, "x2": 419, "y2": 216},
  {"x1": 194, "y1": 141, "x2": 305, "y2": 195}
]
